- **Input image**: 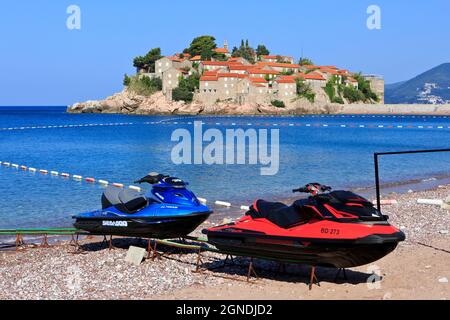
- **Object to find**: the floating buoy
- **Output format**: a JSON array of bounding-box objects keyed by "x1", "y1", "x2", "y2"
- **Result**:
[
  {"x1": 20, "y1": 165, "x2": 27, "y2": 170},
  {"x1": 11, "y1": 164, "x2": 19, "y2": 169},
  {"x1": 73, "y1": 175, "x2": 82, "y2": 180},
  {"x1": 98, "y1": 180, "x2": 109, "y2": 185},
  {"x1": 50, "y1": 171, "x2": 59, "y2": 176},
  {"x1": 29, "y1": 167, "x2": 37, "y2": 173},
  {"x1": 3, "y1": 162, "x2": 10, "y2": 166},
  {"x1": 129, "y1": 185, "x2": 141, "y2": 192},
  {"x1": 39, "y1": 169, "x2": 48, "y2": 174},
  {"x1": 60, "y1": 173, "x2": 70, "y2": 178},
  {"x1": 417, "y1": 199, "x2": 443, "y2": 206},
  {"x1": 85, "y1": 177, "x2": 95, "y2": 183},
  {"x1": 373, "y1": 199, "x2": 398, "y2": 205},
  {"x1": 112, "y1": 183, "x2": 124, "y2": 188},
  {"x1": 215, "y1": 200, "x2": 231, "y2": 207}
]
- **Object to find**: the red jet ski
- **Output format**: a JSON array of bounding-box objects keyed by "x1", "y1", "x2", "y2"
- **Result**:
[{"x1": 204, "y1": 183, "x2": 405, "y2": 268}]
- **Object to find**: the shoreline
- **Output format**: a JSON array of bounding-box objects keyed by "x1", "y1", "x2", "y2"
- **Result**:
[
  {"x1": 67, "y1": 90, "x2": 450, "y2": 116},
  {"x1": 0, "y1": 184, "x2": 448, "y2": 299}
]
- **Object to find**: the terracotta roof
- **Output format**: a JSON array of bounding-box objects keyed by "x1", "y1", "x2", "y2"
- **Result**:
[
  {"x1": 278, "y1": 75, "x2": 296, "y2": 81},
  {"x1": 203, "y1": 70, "x2": 219, "y2": 76},
  {"x1": 228, "y1": 57, "x2": 242, "y2": 62},
  {"x1": 320, "y1": 68, "x2": 340, "y2": 75},
  {"x1": 247, "y1": 68, "x2": 280, "y2": 75},
  {"x1": 217, "y1": 73, "x2": 247, "y2": 78},
  {"x1": 213, "y1": 47, "x2": 229, "y2": 54},
  {"x1": 257, "y1": 62, "x2": 300, "y2": 69},
  {"x1": 168, "y1": 56, "x2": 183, "y2": 62},
  {"x1": 276, "y1": 79, "x2": 296, "y2": 83},
  {"x1": 190, "y1": 55, "x2": 201, "y2": 61},
  {"x1": 297, "y1": 72, "x2": 326, "y2": 81},
  {"x1": 248, "y1": 77, "x2": 268, "y2": 83},
  {"x1": 228, "y1": 65, "x2": 255, "y2": 71},
  {"x1": 303, "y1": 65, "x2": 319, "y2": 69},
  {"x1": 347, "y1": 77, "x2": 358, "y2": 83},
  {"x1": 200, "y1": 76, "x2": 218, "y2": 81},
  {"x1": 201, "y1": 61, "x2": 230, "y2": 66},
  {"x1": 261, "y1": 55, "x2": 292, "y2": 60}
]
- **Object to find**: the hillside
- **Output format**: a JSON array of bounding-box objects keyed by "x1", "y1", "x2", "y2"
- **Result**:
[{"x1": 385, "y1": 63, "x2": 450, "y2": 104}]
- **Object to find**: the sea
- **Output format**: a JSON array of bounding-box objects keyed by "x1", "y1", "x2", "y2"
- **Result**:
[{"x1": 0, "y1": 106, "x2": 449, "y2": 229}]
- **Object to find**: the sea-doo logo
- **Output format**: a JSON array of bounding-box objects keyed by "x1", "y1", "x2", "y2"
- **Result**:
[{"x1": 102, "y1": 220, "x2": 128, "y2": 227}]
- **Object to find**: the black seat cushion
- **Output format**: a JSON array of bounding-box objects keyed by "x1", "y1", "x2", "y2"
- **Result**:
[
  {"x1": 101, "y1": 187, "x2": 148, "y2": 214},
  {"x1": 248, "y1": 200, "x2": 310, "y2": 228},
  {"x1": 117, "y1": 189, "x2": 148, "y2": 213}
]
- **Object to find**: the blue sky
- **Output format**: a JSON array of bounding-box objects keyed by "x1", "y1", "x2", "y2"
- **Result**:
[{"x1": 0, "y1": 0, "x2": 449, "y2": 106}]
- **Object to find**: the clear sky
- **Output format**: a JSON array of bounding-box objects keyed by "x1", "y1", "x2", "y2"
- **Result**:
[{"x1": 0, "y1": 0, "x2": 449, "y2": 106}]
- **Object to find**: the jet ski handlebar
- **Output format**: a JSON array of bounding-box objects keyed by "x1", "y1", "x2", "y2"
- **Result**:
[
  {"x1": 134, "y1": 173, "x2": 167, "y2": 184},
  {"x1": 293, "y1": 183, "x2": 332, "y2": 194}
]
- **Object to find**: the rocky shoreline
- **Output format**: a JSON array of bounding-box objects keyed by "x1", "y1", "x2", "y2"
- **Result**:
[
  {"x1": 0, "y1": 185, "x2": 448, "y2": 299},
  {"x1": 67, "y1": 90, "x2": 450, "y2": 116}
]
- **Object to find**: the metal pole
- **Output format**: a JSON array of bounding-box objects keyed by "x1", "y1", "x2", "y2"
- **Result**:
[{"x1": 374, "y1": 153, "x2": 381, "y2": 212}]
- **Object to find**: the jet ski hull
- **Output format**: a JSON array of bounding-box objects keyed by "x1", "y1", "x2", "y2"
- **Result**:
[
  {"x1": 205, "y1": 229, "x2": 404, "y2": 268},
  {"x1": 74, "y1": 211, "x2": 211, "y2": 238}
]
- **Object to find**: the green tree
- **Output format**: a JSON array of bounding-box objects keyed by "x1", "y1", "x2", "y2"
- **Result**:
[
  {"x1": 256, "y1": 44, "x2": 270, "y2": 56},
  {"x1": 185, "y1": 35, "x2": 217, "y2": 57},
  {"x1": 353, "y1": 73, "x2": 379, "y2": 102},
  {"x1": 271, "y1": 100, "x2": 286, "y2": 108},
  {"x1": 295, "y1": 79, "x2": 315, "y2": 102},
  {"x1": 343, "y1": 86, "x2": 365, "y2": 103},
  {"x1": 123, "y1": 74, "x2": 131, "y2": 86},
  {"x1": 299, "y1": 57, "x2": 314, "y2": 66},
  {"x1": 133, "y1": 48, "x2": 162, "y2": 72}
]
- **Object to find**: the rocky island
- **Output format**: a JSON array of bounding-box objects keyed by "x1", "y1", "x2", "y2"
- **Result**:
[{"x1": 68, "y1": 35, "x2": 449, "y2": 115}]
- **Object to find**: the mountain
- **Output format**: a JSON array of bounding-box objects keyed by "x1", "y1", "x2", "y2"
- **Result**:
[{"x1": 385, "y1": 63, "x2": 450, "y2": 104}]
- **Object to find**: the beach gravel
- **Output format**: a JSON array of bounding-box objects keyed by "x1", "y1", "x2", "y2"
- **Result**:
[{"x1": 0, "y1": 185, "x2": 448, "y2": 300}]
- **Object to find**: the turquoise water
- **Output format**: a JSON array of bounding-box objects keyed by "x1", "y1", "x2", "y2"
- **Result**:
[{"x1": 0, "y1": 107, "x2": 449, "y2": 228}]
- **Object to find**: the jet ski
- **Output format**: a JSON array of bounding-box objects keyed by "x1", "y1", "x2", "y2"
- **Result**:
[
  {"x1": 203, "y1": 183, "x2": 405, "y2": 268},
  {"x1": 73, "y1": 173, "x2": 212, "y2": 238}
]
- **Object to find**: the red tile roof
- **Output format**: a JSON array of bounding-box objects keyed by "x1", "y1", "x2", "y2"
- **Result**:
[
  {"x1": 190, "y1": 55, "x2": 201, "y2": 61},
  {"x1": 200, "y1": 76, "x2": 218, "y2": 81},
  {"x1": 276, "y1": 79, "x2": 296, "y2": 83},
  {"x1": 203, "y1": 70, "x2": 219, "y2": 76},
  {"x1": 214, "y1": 48, "x2": 229, "y2": 54},
  {"x1": 248, "y1": 77, "x2": 268, "y2": 83},
  {"x1": 257, "y1": 62, "x2": 300, "y2": 69},
  {"x1": 168, "y1": 56, "x2": 183, "y2": 62},
  {"x1": 201, "y1": 61, "x2": 230, "y2": 66},
  {"x1": 247, "y1": 68, "x2": 280, "y2": 75},
  {"x1": 228, "y1": 65, "x2": 254, "y2": 71},
  {"x1": 217, "y1": 73, "x2": 247, "y2": 78},
  {"x1": 297, "y1": 72, "x2": 326, "y2": 81}
]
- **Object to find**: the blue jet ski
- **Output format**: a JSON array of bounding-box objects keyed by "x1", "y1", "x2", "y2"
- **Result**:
[{"x1": 73, "y1": 173, "x2": 212, "y2": 238}]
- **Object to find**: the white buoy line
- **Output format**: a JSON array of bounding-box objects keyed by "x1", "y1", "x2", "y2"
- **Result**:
[{"x1": 0, "y1": 160, "x2": 250, "y2": 211}]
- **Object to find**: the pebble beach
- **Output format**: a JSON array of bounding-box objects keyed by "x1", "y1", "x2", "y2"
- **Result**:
[{"x1": 0, "y1": 185, "x2": 448, "y2": 300}]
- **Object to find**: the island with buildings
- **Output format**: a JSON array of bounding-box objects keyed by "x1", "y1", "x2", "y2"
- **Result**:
[{"x1": 69, "y1": 35, "x2": 418, "y2": 115}]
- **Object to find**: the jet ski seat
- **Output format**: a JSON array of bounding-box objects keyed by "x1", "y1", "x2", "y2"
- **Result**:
[
  {"x1": 248, "y1": 199, "x2": 312, "y2": 228},
  {"x1": 101, "y1": 186, "x2": 148, "y2": 214}
]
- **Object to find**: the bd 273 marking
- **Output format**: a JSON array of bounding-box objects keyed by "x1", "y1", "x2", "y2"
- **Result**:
[{"x1": 320, "y1": 227, "x2": 340, "y2": 235}]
